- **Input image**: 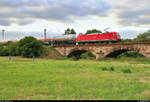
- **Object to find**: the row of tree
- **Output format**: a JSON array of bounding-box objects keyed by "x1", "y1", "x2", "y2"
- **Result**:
[
  {"x1": 64, "y1": 28, "x2": 150, "y2": 42},
  {"x1": 64, "y1": 28, "x2": 102, "y2": 35},
  {"x1": 122, "y1": 30, "x2": 150, "y2": 42},
  {"x1": 64, "y1": 28, "x2": 76, "y2": 35},
  {"x1": 0, "y1": 36, "x2": 44, "y2": 57}
]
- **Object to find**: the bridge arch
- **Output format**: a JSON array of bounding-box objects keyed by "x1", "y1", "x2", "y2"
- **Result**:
[
  {"x1": 105, "y1": 48, "x2": 145, "y2": 58},
  {"x1": 67, "y1": 48, "x2": 96, "y2": 59}
]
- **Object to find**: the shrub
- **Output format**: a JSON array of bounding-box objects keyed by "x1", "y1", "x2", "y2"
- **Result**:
[
  {"x1": 80, "y1": 51, "x2": 96, "y2": 59},
  {"x1": 101, "y1": 67, "x2": 115, "y2": 71},
  {"x1": 70, "y1": 56, "x2": 79, "y2": 61},
  {"x1": 49, "y1": 46, "x2": 56, "y2": 51},
  {"x1": 101, "y1": 67, "x2": 107, "y2": 71},
  {"x1": 109, "y1": 67, "x2": 115, "y2": 71},
  {"x1": 122, "y1": 69, "x2": 132, "y2": 73},
  {"x1": 118, "y1": 51, "x2": 144, "y2": 58},
  {"x1": 40, "y1": 46, "x2": 49, "y2": 57}
]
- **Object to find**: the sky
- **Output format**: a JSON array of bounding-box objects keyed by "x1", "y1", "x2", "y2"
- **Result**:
[{"x1": 0, "y1": 0, "x2": 150, "y2": 41}]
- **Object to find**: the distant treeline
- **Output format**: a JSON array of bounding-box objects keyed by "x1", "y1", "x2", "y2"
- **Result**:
[
  {"x1": 64, "y1": 28, "x2": 150, "y2": 43},
  {"x1": 121, "y1": 30, "x2": 150, "y2": 43}
]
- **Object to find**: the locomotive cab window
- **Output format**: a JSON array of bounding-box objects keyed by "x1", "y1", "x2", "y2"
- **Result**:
[{"x1": 117, "y1": 33, "x2": 120, "y2": 36}]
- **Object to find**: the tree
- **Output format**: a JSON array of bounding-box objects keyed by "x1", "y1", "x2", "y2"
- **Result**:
[
  {"x1": 121, "y1": 39, "x2": 134, "y2": 43},
  {"x1": 64, "y1": 28, "x2": 70, "y2": 35},
  {"x1": 85, "y1": 30, "x2": 92, "y2": 34},
  {"x1": 0, "y1": 45, "x2": 9, "y2": 56},
  {"x1": 85, "y1": 29, "x2": 102, "y2": 34},
  {"x1": 18, "y1": 36, "x2": 43, "y2": 57},
  {"x1": 134, "y1": 30, "x2": 150, "y2": 42},
  {"x1": 0, "y1": 45, "x2": 4, "y2": 56},
  {"x1": 0, "y1": 42, "x2": 19, "y2": 56},
  {"x1": 64, "y1": 28, "x2": 76, "y2": 35},
  {"x1": 70, "y1": 29, "x2": 76, "y2": 34},
  {"x1": 7, "y1": 42, "x2": 19, "y2": 56}
]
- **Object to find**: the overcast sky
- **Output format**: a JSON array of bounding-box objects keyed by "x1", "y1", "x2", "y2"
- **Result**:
[{"x1": 0, "y1": 0, "x2": 150, "y2": 41}]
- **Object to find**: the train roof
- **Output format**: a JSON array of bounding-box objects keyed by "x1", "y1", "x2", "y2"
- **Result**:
[
  {"x1": 79, "y1": 32, "x2": 118, "y2": 35},
  {"x1": 53, "y1": 34, "x2": 76, "y2": 38}
]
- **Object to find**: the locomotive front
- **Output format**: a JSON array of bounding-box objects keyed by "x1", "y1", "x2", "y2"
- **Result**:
[{"x1": 76, "y1": 32, "x2": 121, "y2": 44}]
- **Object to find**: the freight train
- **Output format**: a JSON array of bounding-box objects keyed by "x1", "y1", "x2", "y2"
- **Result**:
[{"x1": 43, "y1": 31, "x2": 121, "y2": 45}]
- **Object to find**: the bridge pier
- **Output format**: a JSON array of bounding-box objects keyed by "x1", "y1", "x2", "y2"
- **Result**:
[
  {"x1": 95, "y1": 54, "x2": 105, "y2": 60},
  {"x1": 139, "y1": 49, "x2": 150, "y2": 58}
]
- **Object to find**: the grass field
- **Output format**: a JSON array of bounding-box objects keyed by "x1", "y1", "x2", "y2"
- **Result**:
[{"x1": 0, "y1": 57, "x2": 150, "y2": 100}]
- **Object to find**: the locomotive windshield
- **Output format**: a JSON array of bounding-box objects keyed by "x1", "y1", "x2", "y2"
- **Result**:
[
  {"x1": 117, "y1": 33, "x2": 120, "y2": 36},
  {"x1": 103, "y1": 31, "x2": 109, "y2": 34}
]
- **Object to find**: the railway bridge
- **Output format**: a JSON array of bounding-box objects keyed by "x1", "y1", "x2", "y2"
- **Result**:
[{"x1": 54, "y1": 43, "x2": 150, "y2": 59}]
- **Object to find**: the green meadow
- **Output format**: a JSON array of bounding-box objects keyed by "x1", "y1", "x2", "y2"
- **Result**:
[{"x1": 0, "y1": 57, "x2": 150, "y2": 100}]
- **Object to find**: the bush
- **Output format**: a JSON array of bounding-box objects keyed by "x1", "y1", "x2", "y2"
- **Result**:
[
  {"x1": 109, "y1": 67, "x2": 115, "y2": 71},
  {"x1": 69, "y1": 56, "x2": 79, "y2": 61},
  {"x1": 101, "y1": 67, "x2": 108, "y2": 71},
  {"x1": 101, "y1": 67, "x2": 115, "y2": 71},
  {"x1": 18, "y1": 36, "x2": 43, "y2": 58},
  {"x1": 80, "y1": 51, "x2": 96, "y2": 59},
  {"x1": 40, "y1": 46, "x2": 49, "y2": 57},
  {"x1": 49, "y1": 46, "x2": 56, "y2": 51},
  {"x1": 122, "y1": 69, "x2": 132, "y2": 73},
  {"x1": 118, "y1": 51, "x2": 144, "y2": 58}
]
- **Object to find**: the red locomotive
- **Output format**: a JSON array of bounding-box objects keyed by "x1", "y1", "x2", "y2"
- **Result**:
[{"x1": 76, "y1": 31, "x2": 121, "y2": 45}]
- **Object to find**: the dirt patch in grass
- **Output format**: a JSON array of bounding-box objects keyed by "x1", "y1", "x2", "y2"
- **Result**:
[
  {"x1": 75, "y1": 73, "x2": 99, "y2": 80},
  {"x1": 16, "y1": 92, "x2": 24, "y2": 100},
  {"x1": 141, "y1": 90, "x2": 150, "y2": 98},
  {"x1": 25, "y1": 93, "x2": 50, "y2": 100},
  {"x1": 134, "y1": 64, "x2": 150, "y2": 67},
  {"x1": 146, "y1": 70, "x2": 150, "y2": 73},
  {"x1": 139, "y1": 76, "x2": 150, "y2": 83}
]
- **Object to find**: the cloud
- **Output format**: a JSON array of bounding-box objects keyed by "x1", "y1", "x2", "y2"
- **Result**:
[
  {"x1": 0, "y1": 18, "x2": 13, "y2": 26},
  {"x1": 0, "y1": 0, "x2": 150, "y2": 28},
  {"x1": 0, "y1": 0, "x2": 111, "y2": 26},
  {"x1": 1, "y1": 31, "x2": 61, "y2": 41},
  {"x1": 109, "y1": 0, "x2": 150, "y2": 26},
  {"x1": 17, "y1": 19, "x2": 35, "y2": 25}
]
